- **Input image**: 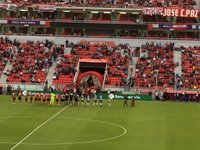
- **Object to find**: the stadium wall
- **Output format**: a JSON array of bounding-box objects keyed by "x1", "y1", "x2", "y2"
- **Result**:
[{"x1": 3, "y1": 35, "x2": 200, "y2": 47}]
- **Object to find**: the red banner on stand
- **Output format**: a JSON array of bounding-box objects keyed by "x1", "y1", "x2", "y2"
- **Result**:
[
  {"x1": 33, "y1": 5, "x2": 56, "y2": 12},
  {"x1": 163, "y1": 8, "x2": 199, "y2": 18},
  {"x1": 143, "y1": 7, "x2": 163, "y2": 16},
  {"x1": 143, "y1": 7, "x2": 199, "y2": 18},
  {"x1": 79, "y1": 58, "x2": 108, "y2": 64},
  {"x1": 0, "y1": 4, "x2": 17, "y2": 11}
]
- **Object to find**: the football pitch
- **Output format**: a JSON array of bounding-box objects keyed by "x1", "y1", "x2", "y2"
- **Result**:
[{"x1": 0, "y1": 95, "x2": 200, "y2": 150}]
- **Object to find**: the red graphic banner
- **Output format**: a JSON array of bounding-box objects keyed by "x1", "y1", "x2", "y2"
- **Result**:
[
  {"x1": 163, "y1": 8, "x2": 199, "y2": 18},
  {"x1": 79, "y1": 58, "x2": 108, "y2": 64},
  {"x1": 76, "y1": 71, "x2": 103, "y2": 87},
  {"x1": 143, "y1": 7, "x2": 199, "y2": 18},
  {"x1": 143, "y1": 7, "x2": 163, "y2": 16},
  {"x1": 33, "y1": 5, "x2": 56, "y2": 12}
]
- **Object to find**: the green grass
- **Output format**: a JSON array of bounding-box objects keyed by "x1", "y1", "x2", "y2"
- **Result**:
[{"x1": 0, "y1": 95, "x2": 200, "y2": 150}]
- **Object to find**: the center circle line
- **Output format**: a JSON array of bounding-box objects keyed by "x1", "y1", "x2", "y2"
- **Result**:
[{"x1": 0, "y1": 116, "x2": 127, "y2": 146}]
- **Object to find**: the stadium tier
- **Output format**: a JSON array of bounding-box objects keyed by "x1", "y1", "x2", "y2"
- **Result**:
[
  {"x1": 0, "y1": 0, "x2": 199, "y2": 92},
  {"x1": 0, "y1": 38, "x2": 14, "y2": 76},
  {"x1": 5, "y1": 40, "x2": 54, "y2": 84},
  {"x1": 181, "y1": 46, "x2": 200, "y2": 89},
  {"x1": 52, "y1": 41, "x2": 130, "y2": 89},
  {"x1": 0, "y1": 36, "x2": 199, "y2": 91},
  {"x1": 52, "y1": 54, "x2": 76, "y2": 86},
  {"x1": 2, "y1": 0, "x2": 197, "y2": 8},
  {"x1": 135, "y1": 42, "x2": 175, "y2": 88},
  {"x1": 0, "y1": 0, "x2": 199, "y2": 39}
]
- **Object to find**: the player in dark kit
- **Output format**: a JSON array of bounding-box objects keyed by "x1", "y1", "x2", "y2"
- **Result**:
[
  {"x1": 69, "y1": 91, "x2": 74, "y2": 105},
  {"x1": 74, "y1": 93, "x2": 79, "y2": 106},
  {"x1": 86, "y1": 94, "x2": 91, "y2": 106},
  {"x1": 81, "y1": 94, "x2": 85, "y2": 106},
  {"x1": 60, "y1": 94, "x2": 65, "y2": 105},
  {"x1": 65, "y1": 92, "x2": 69, "y2": 105},
  {"x1": 123, "y1": 94, "x2": 128, "y2": 107},
  {"x1": 93, "y1": 93, "x2": 98, "y2": 106},
  {"x1": 99, "y1": 93, "x2": 103, "y2": 107},
  {"x1": 131, "y1": 96, "x2": 135, "y2": 107}
]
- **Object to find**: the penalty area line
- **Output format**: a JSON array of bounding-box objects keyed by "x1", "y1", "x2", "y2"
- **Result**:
[{"x1": 10, "y1": 105, "x2": 69, "y2": 150}]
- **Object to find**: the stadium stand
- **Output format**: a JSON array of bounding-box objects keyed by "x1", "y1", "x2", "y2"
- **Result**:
[
  {"x1": 0, "y1": 0, "x2": 198, "y2": 40},
  {"x1": 0, "y1": 0, "x2": 199, "y2": 94},
  {"x1": 0, "y1": 35, "x2": 199, "y2": 93},
  {"x1": 181, "y1": 46, "x2": 200, "y2": 89},
  {"x1": 52, "y1": 41, "x2": 130, "y2": 87},
  {"x1": 3, "y1": 0, "x2": 197, "y2": 8},
  {"x1": 52, "y1": 54, "x2": 76, "y2": 86},
  {"x1": 6, "y1": 40, "x2": 54, "y2": 84},
  {"x1": 135, "y1": 41, "x2": 175, "y2": 88},
  {"x1": 0, "y1": 37, "x2": 14, "y2": 76}
]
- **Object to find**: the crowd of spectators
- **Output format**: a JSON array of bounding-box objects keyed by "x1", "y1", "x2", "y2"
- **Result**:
[
  {"x1": 3, "y1": 0, "x2": 197, "y2": 8},
  {"x1": 53, "y1": 41, "x2": 131, "y2": 87},
  {"x1": 0, "y1": 37, "x2": 14, "y2": 76},
  {"x1": 53, "y1": 54, "x2": 77, "y2": 79},
  {"x1": 135, "y1": 41, "x2": 175, "y2": 88},
  {"x1": 165, "y1": 0, "x2": 197, "y2": 8},
  {"x1": 180, "y1": 46, "x2": 200, "y2": 89},
  {"x1": 3, "y1": 0, "x2": 148, "y2": 7},
  {"x1": 6, "y1": 39, "x2": 55, "y2": 84},
  {"x1": 1, "y1": 0, "x2": 198, "y2": 40},
  {"x1": 0, "y1": 36, "x2": 199, "y2": 91},
  {"x1": 52, "y1": 44, "x2": 77, "y2": 86}
]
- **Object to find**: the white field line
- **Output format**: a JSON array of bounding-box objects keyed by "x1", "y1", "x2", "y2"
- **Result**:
[
  {"x1": 0, "y1": 116, "x2": 126, "y2": 146},
  {"x1": 10, "y1": 106, "x2": 69, "y2": 150},
  {"x1": 22, "y1": 117, "x2": 127, "y2": 146}
]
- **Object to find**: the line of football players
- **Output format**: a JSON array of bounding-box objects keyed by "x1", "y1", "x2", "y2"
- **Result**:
[{"x1": 11, "y1": 91, "x2": 106, "y2": 106}]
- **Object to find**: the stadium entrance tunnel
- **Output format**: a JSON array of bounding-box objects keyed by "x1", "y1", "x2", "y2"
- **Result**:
[{"x1": 76, "y1": 71, "x2": 103, "y2": 88}]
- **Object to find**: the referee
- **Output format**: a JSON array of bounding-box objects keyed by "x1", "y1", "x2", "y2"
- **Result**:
[{"x1": 123, "y1": 94, "x2": 128, "y2": 107}]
